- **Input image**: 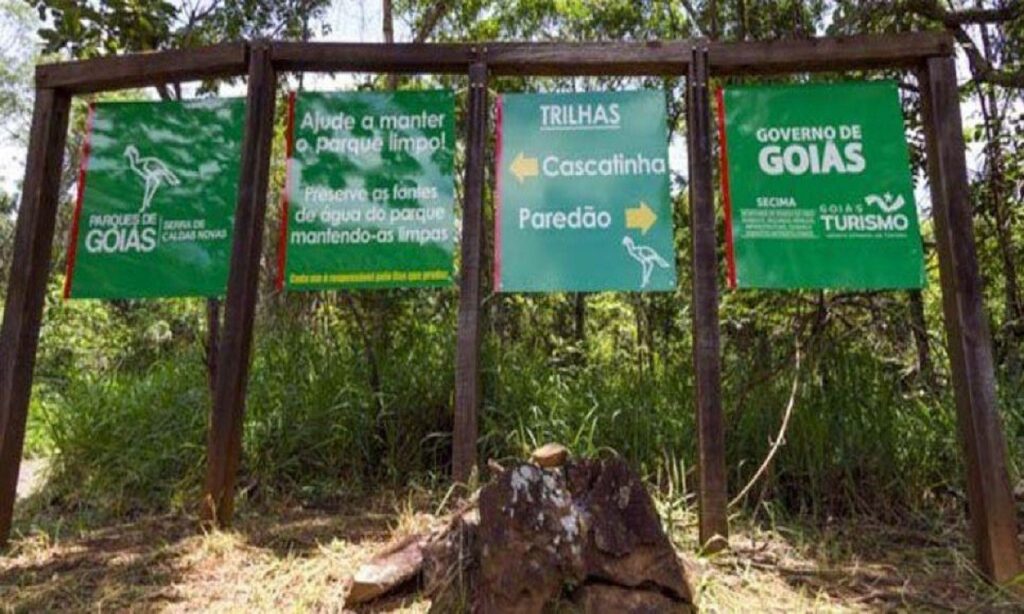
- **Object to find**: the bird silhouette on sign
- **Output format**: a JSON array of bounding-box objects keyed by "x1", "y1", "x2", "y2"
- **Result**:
[
  {"x1": 124, "y1": 145, "x2": 180, "y2": 213},
  {"x1": 622, "y1": 236, "x2": 670, "y2": 288}
]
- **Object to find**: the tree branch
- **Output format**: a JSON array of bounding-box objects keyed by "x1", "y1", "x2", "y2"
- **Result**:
[
  {"x1": 678, "y1": 0, "x2": 708, "y2": 38},
  {"x1": 906, "y1": 0, "x2": 1022, "y2": 26},
  {"x1": 905, "y1": 0, "x2": 1024, "y2": 88},
  {"x1": 413, "y1": 0, "x2": 452, "y2": 43},
  {"x1": 949, "y1": 24, "x2": 1024, "y2": 88}
]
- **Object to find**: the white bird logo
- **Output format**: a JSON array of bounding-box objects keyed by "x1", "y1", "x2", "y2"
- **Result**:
[
  {"x1": 864, "y1": 192, "x2": 905, "y2": 213},
  {"x1": 622, "y1": 236, "x2": 670, "y2": 288},
  {"x1": 124, "y1": 144, "x2": 180, "y2": 213}
]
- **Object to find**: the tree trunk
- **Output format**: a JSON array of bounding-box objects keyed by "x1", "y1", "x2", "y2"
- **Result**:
[
  {"x1": 344, "y1": 294, "x2": 387, "y2": 472},
  {"x1": 573, "y1": 293, "x2": 586, "y2": 343},
  {"x1": 976, "y1": 19, "x2": 1022, "y2": 374},
  {"x1": 205, "y1": 299, "x2": 220, "y2": 399},
  {"x1": 737, "y1": 0, "x2": 747, "y2": 40},
  {"x1": 154, "y1": 83, "x2": 221, "y2": 398},
  {"x1": 709, "y1": 0, "x2": 719, "y2": 40},
  {"x1": 908, "y1": 290, "x2": 935, "y2": 388},
  {"x1": 383, "y1": 0, "x2": 399, "y2": 89}
]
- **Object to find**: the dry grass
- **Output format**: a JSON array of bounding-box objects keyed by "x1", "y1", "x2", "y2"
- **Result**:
[
  {"x1": 1, "y1": 495, "x2": 436, "y2": 613},
  {"x1": 665, "y1": 505, "x2": 1023, "y2": 612},
  {"x1": 1, "y1": 494, "x2": 1021, "y2": 612}
]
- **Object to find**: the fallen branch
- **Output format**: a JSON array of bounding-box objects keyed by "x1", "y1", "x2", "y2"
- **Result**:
[{"x1": 729, "y1": 342, "x2": 802, "y2": 509}]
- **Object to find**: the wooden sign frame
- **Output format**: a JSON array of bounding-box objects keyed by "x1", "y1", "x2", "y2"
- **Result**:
[{"x1": 1, "y1": 33, "x2": 1019, "y2": 583}]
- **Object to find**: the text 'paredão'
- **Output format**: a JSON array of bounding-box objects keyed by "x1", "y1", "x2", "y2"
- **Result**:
[{"x1": 496, "y1": 90, "x2": 677, "y2": 292}]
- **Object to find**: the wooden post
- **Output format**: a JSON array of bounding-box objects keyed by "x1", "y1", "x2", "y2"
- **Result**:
[
  {"x1": 687, "y1": 45, "x2": 729, "y2": 550},
  {"x1": 0, "y1": 88, "x2": 71, "y2": 546},
  {"x1": 452, "y1": 60, "x2": 489, "y2": 483},
  {"x1": 201, "y1": 42, "x2": 277, "y2": 526},
  {"x1": 919, "y1": 55, "x2": 1022, "y2": 583},
  {"x1": 205, "y1": 298, "x2": 220, "y2": 400}
]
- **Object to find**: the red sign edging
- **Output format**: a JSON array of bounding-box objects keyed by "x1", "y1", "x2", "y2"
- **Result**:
[
  {"x1": 62, "y1": 103, "x2": 96, "y2": 300},
  {"x1": 714, "y1": 87, "x2": 738, "y2": 289},
  {"x1": 275, "y1": 91, "x2": 297, "y2": 292},
  {"x1": 492, "y1": 95, "x2": 504, "y2": 292}
]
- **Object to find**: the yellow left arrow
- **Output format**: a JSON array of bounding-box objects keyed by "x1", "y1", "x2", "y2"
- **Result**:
[
  {"x1": 510, "y1": 152, "x2": 539, "y2": 183},
  {"x1": 625, "y1": 201, "x2": 657, "y2": 234}
]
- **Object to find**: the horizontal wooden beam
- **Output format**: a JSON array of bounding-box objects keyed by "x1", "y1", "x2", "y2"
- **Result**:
[
  {"x1": 271, "y1": 33, "x2": 952, "y2": 77},
  {"x1": 271, "y1": 41, "x2": 694, "y2": 75},
  {"x1": 33, "y1": 32, "x2": 954, "y2": 94},
  {"x1": 487, "y1": 42, "x2": 692, "y2": 76},
  {"x1": 35, "y1": 43, "x2": 249, "y2": 94},
  {"x1": 709, "y1": 32, "x2": 955, "y2": 76},
  {"x1": 489, "y1": 33, "x2": 952, "y2": 76},
  {"x1": 271, "y1": 42, "x2": 476, "y2": 73}
]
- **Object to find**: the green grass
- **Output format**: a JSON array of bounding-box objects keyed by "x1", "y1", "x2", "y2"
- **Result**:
[{"x1": 20, "y1": 286, "x2": 1023, "y2": 526}]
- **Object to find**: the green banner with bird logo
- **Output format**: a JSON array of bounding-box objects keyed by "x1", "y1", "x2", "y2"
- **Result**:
[
  {"x1": 495, "y1": 90, "x2": 677, "y2": 292},
  {"x1": 64, "y1": 98, "x2": 245, "y2": 299}
]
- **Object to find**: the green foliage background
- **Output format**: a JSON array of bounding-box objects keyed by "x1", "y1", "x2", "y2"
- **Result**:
[{"x1": 2, "y1": 0, "x2": 1023, "y2": 528}]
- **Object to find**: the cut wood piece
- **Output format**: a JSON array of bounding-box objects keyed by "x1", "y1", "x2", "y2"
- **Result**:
[
  {"x1": 477, "y1": 459, "x2": 695, "y2": 612},
  {"x1": 346, "y1": 536, "x2": 426, "y2": 606},
  {"x1": 573, "y1": 583, "x2": 694, "y2": 613},
  {"x1": 423, "y1": 508, "x2": 479, "y2": 611},
  {"x1": 567, "y1": 458, "x2": 695, "y2": 604},
  {"x1": 478, "y1": 463, "x2": 585, "y2": 613},
  {"x1": 531, "y1": 442, "x2": 569, "y2": 468}
]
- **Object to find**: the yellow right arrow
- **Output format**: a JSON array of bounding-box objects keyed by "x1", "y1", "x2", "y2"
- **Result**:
[
  {"x1": 509, "y1": 152, "x2": 539, "y2": 183},
  {"x1": 626, "y1": 201, "x2": 657, "y2": 234}
]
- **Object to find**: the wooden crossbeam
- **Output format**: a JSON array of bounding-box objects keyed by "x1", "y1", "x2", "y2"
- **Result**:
[
  {"x1": 34, "y1": 33, "x2": 953, "y2": 92},
  {"x1": 35, "y1": 43, "x2": 248, "y2": 94}
]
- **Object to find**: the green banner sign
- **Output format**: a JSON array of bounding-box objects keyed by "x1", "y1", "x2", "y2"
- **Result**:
[
  {"x1": 279, "y1": 90, "x2": 456, "y2": 290},
  {"x1": 717, "y1": 81, "x2": 925, "y2": 289},
  {"x1": 65, "y1": 98, "x2": 245, "y2": 299},
  {"x1": 495, "y1": 91, "x2": 677, "y2": 292}
]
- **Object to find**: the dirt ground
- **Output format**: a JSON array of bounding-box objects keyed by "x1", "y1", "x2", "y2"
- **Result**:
[{"x1": 1, "y1": 495, "x2": 1021, "y2": 612}]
